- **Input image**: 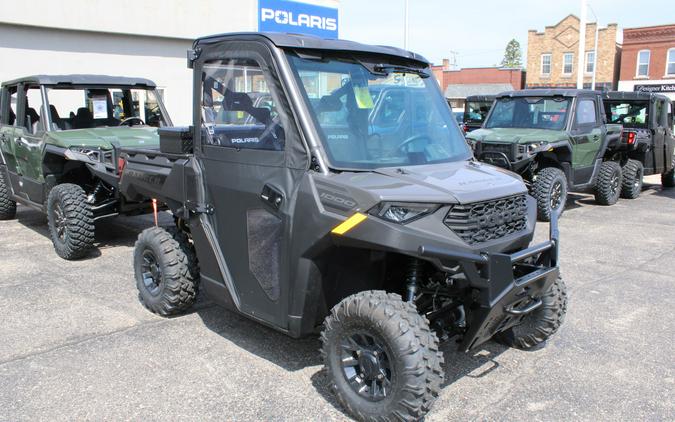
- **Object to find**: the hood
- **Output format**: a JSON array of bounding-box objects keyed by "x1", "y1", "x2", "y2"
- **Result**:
[
  {"x1": 331, "y1": 160, "x2": 526, "y2": 205},
  {"x1": 467, "y1": 127, "x2": 568, "y2": 144},
  {"x1": 46, "y1": 127, "x2": 159, "y2": 149}
]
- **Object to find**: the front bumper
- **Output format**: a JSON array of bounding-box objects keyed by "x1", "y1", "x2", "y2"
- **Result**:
[{"x1": 419, "y1": 212, "x2": 560, "y2": 352}]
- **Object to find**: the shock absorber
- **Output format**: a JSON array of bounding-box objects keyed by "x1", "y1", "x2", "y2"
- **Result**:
[
  {"x1": 405, "y1": 258, "x2": 424, "y2": 303},
  {"x1": 87, "y1": 180, "x2": 104, "y2": 204}
]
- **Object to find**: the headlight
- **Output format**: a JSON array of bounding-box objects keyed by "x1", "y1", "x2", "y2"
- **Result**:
[
  {"x1": 527, "y1": 142, "x2": 550, "y2": 154},
  {"x1": 66, "y1": 146, "x2": 102, "y2": 162},
  {"x1": 369, "y1": 202, "x2": 439, "y2": 224}
]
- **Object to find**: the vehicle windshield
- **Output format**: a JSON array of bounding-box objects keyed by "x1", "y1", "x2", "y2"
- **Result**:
[
  {"x1": 464, "y1": 101, "x2": 492, "y2": 124},
  {"x1": 486, "y1": 97, "x2": 571, "y2": 130},
  {"x1": 288, "y1": 54, "x2": 470, "y2": 170},
  {"x1": 44, "y1": 86, "x2": 168, "y2": 130},
  {"x1": 604, "y1": 100, "x2": 648, "y2": 128}
]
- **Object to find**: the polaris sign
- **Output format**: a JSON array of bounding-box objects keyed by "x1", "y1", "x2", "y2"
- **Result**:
[{"x1": 258, "y1": 0, "x2": 339, "y2": 39}]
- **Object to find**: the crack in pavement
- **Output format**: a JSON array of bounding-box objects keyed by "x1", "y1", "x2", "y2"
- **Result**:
[{"x1": 0, "y1": 303, "x2": 218, "y2": 367}]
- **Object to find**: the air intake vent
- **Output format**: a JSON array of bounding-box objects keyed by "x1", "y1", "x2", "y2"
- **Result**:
[{"x1": 444, "y1": 194, "x2": 528, "y2": 245}]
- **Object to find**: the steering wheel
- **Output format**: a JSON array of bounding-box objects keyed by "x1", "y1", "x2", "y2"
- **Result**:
[
  {"x1": 119, "y1": 117, "x2": 145, "y2": 127},
  {"x1": 390, "y1": 134, "x2": 433, "y2": 157}
]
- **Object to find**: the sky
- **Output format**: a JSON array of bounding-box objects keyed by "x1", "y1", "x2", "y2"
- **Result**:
[{"x1": 338, "y1": 0, "x2": 675, "y2": 69}]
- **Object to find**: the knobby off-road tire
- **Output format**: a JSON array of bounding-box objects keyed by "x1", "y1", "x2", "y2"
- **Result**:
[
  {"x1": 531, "y1": 167, "x2": 567, "y2": 222},
  {"x1": 133, "y1": 226, "x2": 199, "y2": 316},
  {"x1": 321, "y1": 291, "x2": 444, "y2": 422},
  {"x1": 46, "y1": 183, "x2": 94, "y2": 260},
  {"x1": 594, "y1": 161, "x2": 622, "y2": 206},
  {"x1": 493, "y1": 277, "x2": 568, "y2": 350},
  {"x1": 0, "y1": 168, "x2": 16, "y2": 220},
  {"x1": 662, "y1": 156, "x2": 675, "y2": 188},
  {"x1": 621, "y1": 159, "x2": 644, "y2": 199}
]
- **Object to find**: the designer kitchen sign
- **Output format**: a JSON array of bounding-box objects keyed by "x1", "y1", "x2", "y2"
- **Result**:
[
  {"x1": 634, "y1": 84, "x2": 675, "y2": 93},
  {"x1": 258, "y1": 0, "x2": 339, "y2": 38}
]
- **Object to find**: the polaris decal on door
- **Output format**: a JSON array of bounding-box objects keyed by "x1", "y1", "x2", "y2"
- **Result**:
[{"x1": 258, "y1": 0, "x2": 339, "y2": 38}]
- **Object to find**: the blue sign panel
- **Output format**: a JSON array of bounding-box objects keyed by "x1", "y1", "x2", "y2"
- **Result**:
[{"x1": 258, "y1": 0, "x2": 339, "y2": 39}]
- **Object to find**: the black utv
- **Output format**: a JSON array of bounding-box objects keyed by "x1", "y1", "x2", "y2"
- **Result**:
[
  {"x1": 602, "y1": 91, "x2": 675, "y2": 197},
  {"x1": 462, "y1": 95, "x2": 494, "y2": 132},
  {"x1": 118, "y1": 33, "x2": 567, "y2": 421}
]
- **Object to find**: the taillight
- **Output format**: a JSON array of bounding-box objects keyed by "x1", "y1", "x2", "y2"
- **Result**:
[
  {"x1": 117, "y1": 157, "x2": 126, "y2": 174},
  {"x1": 627, "y1": 131, "x2": 636, "y2": 145}
]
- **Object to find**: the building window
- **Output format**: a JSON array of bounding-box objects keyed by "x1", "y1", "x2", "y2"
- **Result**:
[
  {"x1": 562, "y1": 53, "x2": 574, "y2": 75},
  {"x1": 667, "y1": 48, "x2": 675, "y2": 76},
  {"x1": 636, "y1": 50, "x2": 650, "y2": 77},
  {"x1": 586, "y1": 51, "x2": 595, "y2": 74},
  {"x1": 541, "y1": 54, "x2": 551, "y2": 75}
]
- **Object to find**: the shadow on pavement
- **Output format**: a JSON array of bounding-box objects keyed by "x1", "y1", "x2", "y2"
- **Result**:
[
  {"x1": 13, "y1": 206, "x2": 155, "y2": 259},
  {"x1": 196, "y1": 305, "x2": 323, "y2": 372},
  {"x1": 196, "y1": 298, "x2": 510, "y2": 418}
]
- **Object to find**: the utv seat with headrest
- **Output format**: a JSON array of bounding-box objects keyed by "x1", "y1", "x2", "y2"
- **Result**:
[
  {"x1": 24, "y1": 107, "x2": 40, "y2": 132},
  {"x1": 73, "y1": 107, "x2": 94, "y2": 129}
]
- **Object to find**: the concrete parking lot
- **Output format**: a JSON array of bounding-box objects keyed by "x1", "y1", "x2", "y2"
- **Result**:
[{"x1": 1, "y1": 175, "x2": 674, "y2": 421}]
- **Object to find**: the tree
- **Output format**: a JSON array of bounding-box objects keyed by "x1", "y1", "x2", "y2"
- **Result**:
[{"x1": 501, "y1": 39, "x2": 522, "y2": 68}]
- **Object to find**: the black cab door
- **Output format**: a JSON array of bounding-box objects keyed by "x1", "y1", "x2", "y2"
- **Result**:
[
  {"x1": 192, "y1": 40, "x2": 307, "y2": 329},
  {"x1": 651, "y1": 98, "x2": 668, "y2": 171}
]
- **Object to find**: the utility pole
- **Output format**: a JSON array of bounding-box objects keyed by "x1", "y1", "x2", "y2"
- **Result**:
[
  {"x1": 448, "y1": 51, "x2": 459, "y2": 70},
  {"x1": 589, "y1": 4, "x2": 599, "y2": 90},
  {"x1": 403, "y1": 0, "x2": 409, "y2": 50},
  {"x1": 577, "y1": 0, "x2": 587, "y2": 89}
]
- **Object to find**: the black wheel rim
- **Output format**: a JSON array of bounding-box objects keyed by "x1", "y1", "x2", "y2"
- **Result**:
[
  {"x1": 339, "y1": 332, "x2": 392, "y2": 402},
  {"x1": 141, "y1": 249, "x2": 162, "y2": 296},
  {"x1": 53, "y1": 202, "x2": 67, "y2": 241},
  {"x1": 550, "y1": 181, "x2": 564, "y2": 210},
  {"x1": 611, "y1": 171, "x2": 620, "y2": 197}
]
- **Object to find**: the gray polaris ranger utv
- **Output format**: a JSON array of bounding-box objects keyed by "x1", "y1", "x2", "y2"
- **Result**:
[{"x1": 118, "y1": 33, "x2": 567, "y2": 421}]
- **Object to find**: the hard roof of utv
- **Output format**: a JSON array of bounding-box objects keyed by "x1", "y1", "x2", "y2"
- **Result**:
[
  {"x1": 193, "y1": 32, "x2": 430, "y2": 65},
  {"x1": 1, "y1": 74, "x2": 156, "y2": 88},
  {"x1": 603, "y1": 91, "x2": 670, "y2": 102},
  {"x1": 466, "y1": 95, "x2": 496, "y2": 102},
  {"x1": 496, "y1": 89, "x2": 600, "y2": 98}
]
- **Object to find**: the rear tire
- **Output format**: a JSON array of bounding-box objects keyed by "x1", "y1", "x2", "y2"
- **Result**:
[
  {"x1": 594, "y1": 161, "x2": 622, "y2": 205},
  {"x1": 531, "y1": 167, "x2": 567, "y2": 222},
  {"x1": 133, "y1": 226, "x2": 199, "y2": 316},
  {"x1": 0, "y1": 168, "x2": 16, "y2": 220},
  {"x1": 321, "y1": 291, "x2": 444, "y2": 421},
  {"x1": 493, "y1": 277, "x2": 568, "y2": 350},
  {"x1": 46, "y1": 183, "x2": 94, "y2": 260},
  {"x1": 620, "y1": 159, "x2": 643, "y2": 199},
  {"x1": 662, "y1": 157, "x2": 675, "y2": 188}
]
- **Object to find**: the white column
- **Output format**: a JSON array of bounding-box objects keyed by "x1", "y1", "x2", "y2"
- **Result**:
[
  {"x1": 577, "y1": 0, "x2": 587, "y2": 89},
  {"x1": 403, "y1": 0, "x2": 409, "y2": 50}
]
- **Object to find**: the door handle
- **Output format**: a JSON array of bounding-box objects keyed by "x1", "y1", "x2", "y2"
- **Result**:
[{"x1": 261, "y1": 184, "x2": 283, "y2": 209}]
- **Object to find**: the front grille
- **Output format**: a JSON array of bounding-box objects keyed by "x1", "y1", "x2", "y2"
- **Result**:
[
  {"x1": 444, "y1": 194, "x2": 528, "y2": 245},
  {"x1": 481, "y1": 143, "x2": 514, "y2": 159}
]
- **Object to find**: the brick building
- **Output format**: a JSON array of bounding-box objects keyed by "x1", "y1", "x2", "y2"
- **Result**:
[
  {"x1": 617, "y1": 24, "x2": 675, "y2": 101},
  {"x1": 431, "y1": 61, "x2": 525, "y2": 109},
  {"x1": 526, "y1": 14, "x2": 621, "y2": 91}
]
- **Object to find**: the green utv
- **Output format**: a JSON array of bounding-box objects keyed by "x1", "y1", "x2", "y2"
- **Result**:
[
  {"x1": 466, "y1": 90, "x2": 624, "y2": 221},
  {"x1": 118, "y1": 33, "x2": 567, "y2": 421},
  {"x1": 0, "y1": 75, "x2": 171, "y2": 259}
]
